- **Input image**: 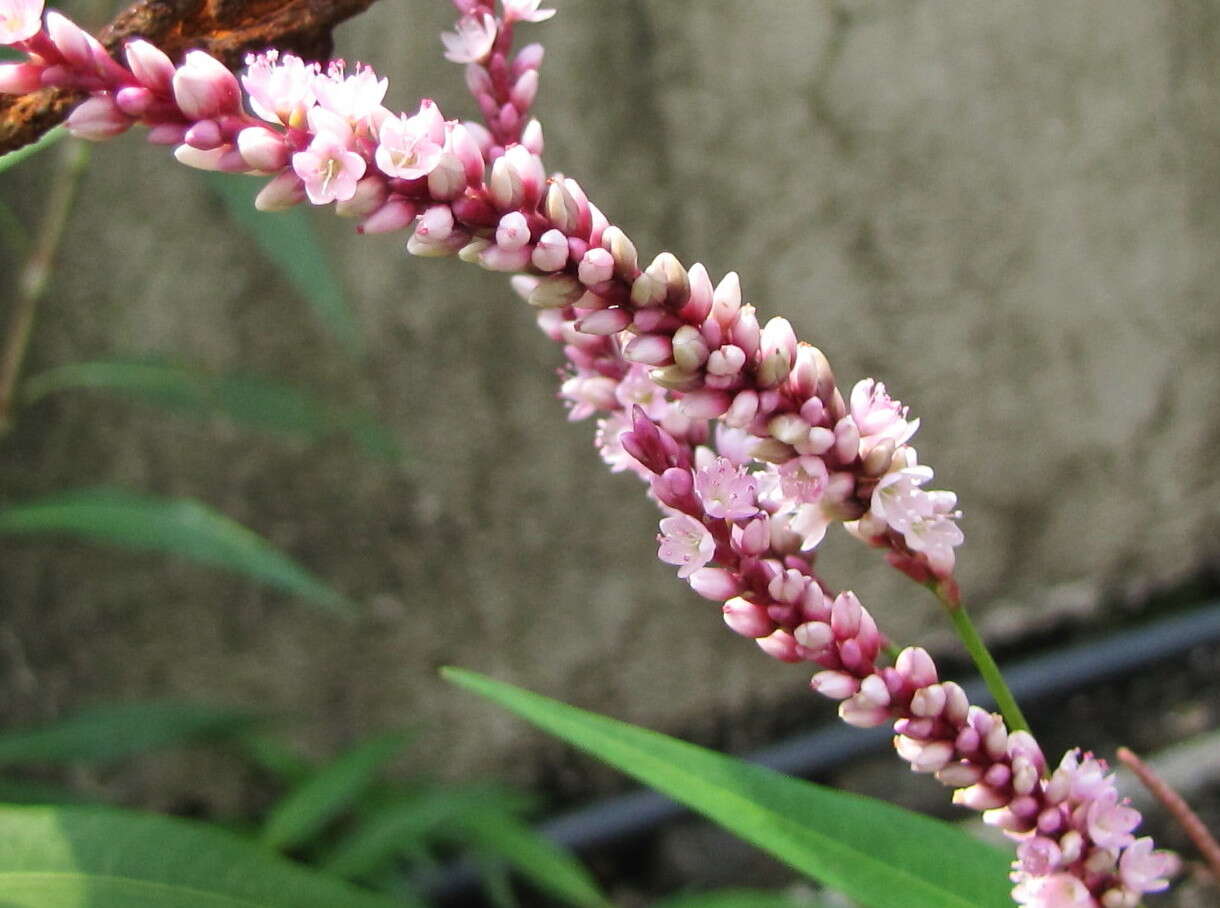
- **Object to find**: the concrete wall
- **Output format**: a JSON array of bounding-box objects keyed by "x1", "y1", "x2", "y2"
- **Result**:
[{"x1": 1, "y1": 0, "x2": 1218, "y2": 800}]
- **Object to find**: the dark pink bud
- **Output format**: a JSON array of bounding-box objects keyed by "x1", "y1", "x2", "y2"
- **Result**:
[
  {"x1": 172, "y1": 50, "x2": 240, "y2": 120},
  {"x1": 124, "y1": 39, "x2": 175, "y2": 94},
  {"x1": 722, "y1": 598, "x2": 774, "y2": 638},
  {"x1": 689, "y1": 567, "x2": 741, "y2": 601},
  {"x1": 185, "y1": 119, "x2": 223, "y2": 150},
  {"x1": 756, "y1": 629, "x2": 802, "y2": 663},
  {"x1": 65, "y1": 94, "x2": 131, "y2": 140},
  {"x1": 357, "y1": 197, "x2": 417, "y2": 234}
]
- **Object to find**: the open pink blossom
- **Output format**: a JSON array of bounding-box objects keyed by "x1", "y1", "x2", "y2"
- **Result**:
[
  {"x1": 441, "y1": 12, "x2": 497, "y2": 64},
  {"x1": 243, "y1": 50, "x2": 318, "y2": 126},
  {"x1": 1010, "y1": 872, "x2": 1094, "y2": 907},
  {"x1": 657, "y1": 514, "x2": 715, "y2": 578},
  {"x1": 694, "y1": 457, "x2": 758, "y2": 520},
  {"x1": 1118, "y1": 838, "x2": 1178, "y2": 894},
  {"x1": 850, "y1": 378, "x2": 919, "y2": 449},
  {"x1": 292, "y1": 110, "x2": 366, "y2": 204},
  {"x1": 502, "y1": 0, "x2": 556, "y2": 24},
  {"x1": 374, "y1": 100, "x2": 445, "y2": 180},
  {"x1": 314, "y1": 60, "x2": 387, "y2": 121},
  {"x1": 0, "y1": 0, "x2": 43, "y2": 45}
]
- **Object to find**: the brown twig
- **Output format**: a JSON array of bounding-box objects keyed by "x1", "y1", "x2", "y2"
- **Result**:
[
  {"x1": 1117, "y1": 745, "x2": 1220, "y2": 885},
  {"x1": 0, "y1": 0, "x2": 381, "y2": 155}
]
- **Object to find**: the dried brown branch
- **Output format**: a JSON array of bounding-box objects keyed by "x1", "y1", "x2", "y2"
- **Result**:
[
  {"x1": 0, "y1": 0, "x2": 381, "y2": 154},
  {"x1": 1117, "y1": 745, "x2": 1220, "y2": 885}
]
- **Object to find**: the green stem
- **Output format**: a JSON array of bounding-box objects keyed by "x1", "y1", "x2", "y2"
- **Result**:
[
  {"x1": 0, "y1": 138, "x2": 90, "y2": 438},
  {"x1": 940, "y1": 595, "x2": 1031, "y2": 734}
]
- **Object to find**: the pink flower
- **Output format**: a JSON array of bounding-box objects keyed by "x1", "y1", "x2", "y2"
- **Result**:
[
  {"x1": 243, "y1": 50, "x2": 318, "y2": 126},
  {"x1": 1011, "y1": 872, "x2": 1095, "y2": 907},
  {"x1": 0, "y1": 0, "x2": 44, "y2": 45},
  {"x1": 1085, "y1": 788, "x2": 1140, "y2": 851},
  {"x1": 502, "y1": 0, "x2": 556, "y2": 24},
  {"x1": 657, "y1": 514, "x2": 715, "y2": 578},
  {"x1": 850, "y1": 378, "x2": 919, "y2": 449},
  {"x1": 778, "y1": 455, "x2": 829, "y2": 504},
  {"x1": 1118, "y1": 838, "x2": 1178, "y2": 894},
  {"x1": 292, "y1": 109, "x2": 366, "y2": 205},
  {"x1": 442, "y1": 13, "x2": 497, "y2": 64},
  {"x1": 314, "y1": 60, "x2": 387, "y2": 122},
  {"x1": 374, "y1": 100, "x2": 445, "y2": 180},
  {"x1": 694, "y1": 457, "x2": 758, "y2": 520}
]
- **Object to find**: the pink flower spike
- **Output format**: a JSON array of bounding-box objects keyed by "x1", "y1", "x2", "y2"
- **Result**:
[
  {"x1": 172, "y1": 50, "x2": 241, "y2": 120},
  {"x1": 0, "y1": 61, "x2": 41, "y2": 94},
  {"x1": 293, "y1": 132, "x2": 367, "y2": 205},
  {"x1": 694, "y1": 457, "x2": 758, "y2": 520},
  {"x1": 65, "y1": 94, "x2": 130, "y2": 140},
  {"x1": 375, "y1": 104, "x2": 445, "y2": 180},
  {"x1": 503, "y1": 0, "x2": 556, "y2": 24},
  {"x1": 124, "y1": 39, "x2": 175, "y2": 95},
  {"x1": 0, "y1": 0, "x2": 42, "y2": 45},
  {"x1": 1118, "y1": 838, "x2": 1178, "y2": 894},
  {"x1": 657, "y1": 514, "x2": 714, "y2": 579},
  {"x1": 442, "y1": 13, "x2": 497, "y2": 65}
]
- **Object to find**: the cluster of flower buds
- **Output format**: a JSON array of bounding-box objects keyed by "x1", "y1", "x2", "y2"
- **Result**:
[{"x1": 0, "y1": 1, "x2": 1178, "y2": 904}]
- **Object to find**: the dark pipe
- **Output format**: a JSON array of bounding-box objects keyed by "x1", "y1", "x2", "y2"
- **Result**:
[{"x1": 428, "y1": 601, "x2": 1220, "y2": 899}]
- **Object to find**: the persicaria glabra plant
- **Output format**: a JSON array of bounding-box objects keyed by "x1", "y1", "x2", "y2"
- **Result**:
[{"x1": 0, "y1": 1, "x2": 1186, "y2": 904}]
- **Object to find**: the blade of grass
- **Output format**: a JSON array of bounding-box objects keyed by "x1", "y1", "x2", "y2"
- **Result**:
[
  {"x1": 21, "y1": 358, "x2": 404, "y2": 461},
  {"x1": 0, "y1": 701, "x2": 259, "y2": 768},
  {"x1": 205, "y1": 175, "x2": 363, "y2": 356},
  {"x1": 0, "y1": 488, "x2": 356, "y2": 616},
  {"x1": 260, "y1": 731, "x2": 410, "y2": 852},
  {"x1": 443, "y1": 668, "x2": 1014, "y2": 908},
  {"x1": 0, "y1": 126, "x2": 66, "y2": 176},
  {"x1": 0, "y1": 804, "x2": 402, "y2": 908}
]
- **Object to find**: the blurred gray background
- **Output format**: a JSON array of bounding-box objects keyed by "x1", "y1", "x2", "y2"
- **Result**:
[{"x1": 1, "y1": 0, "x2": 1218, "y2": 817}]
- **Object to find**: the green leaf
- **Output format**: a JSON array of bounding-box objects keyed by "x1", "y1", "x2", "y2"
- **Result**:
[
  {"x1": 0, "y1": 804, "x2": 401, "y2": 908},
  {"x1": 0, "y1": 778, "x2": 90, "y2": 805},
  {"x1": 0, "y1": 126, "x2": 66, "y2": 175},
  {"x1": 261, "y1": 731, "x2": 410, "y2": 852},
  {"x1": 0, "y1": 701, "x2": 258, "y2": 767},
  {"x1": 205, "y1": 175, "x2": 363, "y2": 356},
  {"x1": 653, "y1": 889, "x2": 819, "y2": 908},
  {"x1": 22, "y1": 358, "x2": 404, "y2": 461},
  {"x1": 442, "y1": 669, "x2": 1013, "y2": 908},
  {"x1": 453, "y1": 809, "x2": 608, "y2": 908},
  {"x1": 322, "y1": 785, "x2": 520, "y2": 880},
  {"x1": 0, "y1": 488, "x2": 355, "y2": 616}
]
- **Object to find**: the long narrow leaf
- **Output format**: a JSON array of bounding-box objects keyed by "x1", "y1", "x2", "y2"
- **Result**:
[
  {"x1": 442, "y1": 669, "x2": 1013, "y2": 908},
  {"x1": 206, "y1": 175, "x2": 363, "y2": 355},
  {"x1": 261, "y1": 731, "x2": 410, "y2": 852},
  {"x1": 0, "y1": 805, "x2": 401, "y2": 908},
  {"x1": 0, "y1": 701, "x2": 258, "y2": 768},
  {"x1": 322, "y1": 785, "x2": 520, "y2": 880},
  {"x1": 22, "y1": 358, "x2": 403, "y2": 461},
  {"x1": 653, "y1": 890, "x2": 820, "y2": 908},
  {"x1": 0, "y1": 126, "x2": 66, "y2": 175},
  {"x1": 454, "y1": 809, "x2": 608, "y2": 908},
  {"x1": 0, "y1": 488, "x2": 355, "y2": 616}
]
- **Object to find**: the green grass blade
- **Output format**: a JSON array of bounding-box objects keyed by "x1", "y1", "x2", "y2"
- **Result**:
[
  {"x1": 442, "y1": 669, "x2": 1014, "y2": 908},
  {"x1": 0, "y1": 126, "x2": 66, "y2": 175},
  {"x1": 261, "y1": 731, "x2": 410, "y2": 852},
  {"x1": 0, "y1": 488, "x2": 355, "y2": 616},
  {"x1": 653, "y1": 889, "x2": 822, "y2": 908},
  {"x1": 0, "y1": 701, "x2": 258, "y2": 768},
  {"x1": 0, "y1": 778, "x2": 90, "y2": 805},
  {"x1": 0, "y1": 805, "x2": 401, "y2": 908},
  {"x1": 21, "y1": 358, "x2": 404, "y2": 461},
  {"x1": 454, "y1": 809, "x2": 608, "y2": 908},
  {"x1": 321, "y1": 785, "x2": 513, "y2": 880},
  {"x1": 205, "y1": 175, "x2": 363, "y2": 356}
]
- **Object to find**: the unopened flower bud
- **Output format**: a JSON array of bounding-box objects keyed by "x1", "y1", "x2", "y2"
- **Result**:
[
  {"x1": 531, "y1": 228, "x2": 569, "y2": 271},
  {"x1": 172, "y1": 50, "x2": 240, "y2": 120},
  {"x1": 577, "y1": 247, "x2": 614, "y2": 286},
  {"x1": 66, "y1": 95, "x2": 130, "y2": 140},
  {"x1": 679, "y1": 389, "x2": 731, "y2": 419},
  {"x1": 672, "y1": 325, "x2": 709, "y2": 372},
  {"x1": 528, "y1": 274, "x2": 584, "y2": 308},
  {"x1": 722, "y1": 597, "x2": 774, "y2": 638},
  {"x1": 357, "y1": 197, "x2": 416, "y2": 234},
  {"x1": 623, "y1": 334, "x2": 673, "y2": 366},
  {"x1": 576, "y1": 307, "x2": 631, "y2": 336},
  {"x1": 689, "y1": 567, "x2": 741, "y2": 601},
  {"x1": 0, "y1": 62, "x2": 42, "y2": 94}
]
